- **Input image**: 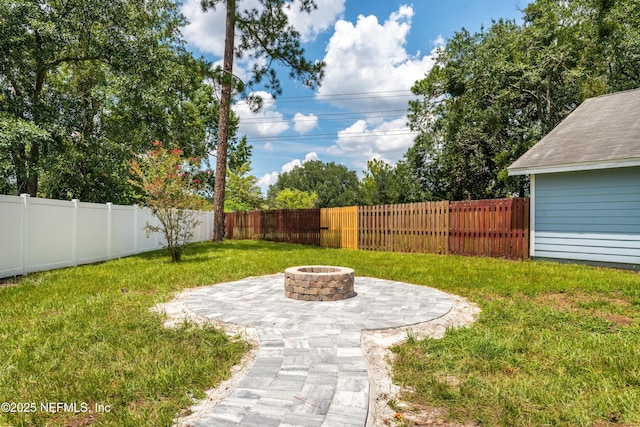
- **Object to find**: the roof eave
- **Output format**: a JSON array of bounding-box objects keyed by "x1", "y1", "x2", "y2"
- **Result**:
[{"x1": 507, "y1": 158, "x2": 640, "y2": 176}]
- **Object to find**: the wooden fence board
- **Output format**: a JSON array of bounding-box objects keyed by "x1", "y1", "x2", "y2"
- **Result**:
[
  {"x1": 225, "y1": 209, "x2": 320, "y2": 245},
  {"x1": 358, "y1": 201, "x2": 448, "y2": 254},
  {"x1": 260, "y1": 209, "x2": 320, "y2": 245},
  {"x1": 226, "y1": 198, "x2": 529, "y2": 260},
  {"x1": 448, "y1": 198, "x2": 529, "y2": 259},
  {"x1": 320, "y1": 207, "x2": 358, "y2": 249},
  {"x1": 226, "y1": 210, "x2": 261, "y2": 240}
]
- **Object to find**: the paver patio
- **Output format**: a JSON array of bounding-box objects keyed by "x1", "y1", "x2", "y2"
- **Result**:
[{"x1": 183, "y1": 273, "x2": 453, "y2": 427}]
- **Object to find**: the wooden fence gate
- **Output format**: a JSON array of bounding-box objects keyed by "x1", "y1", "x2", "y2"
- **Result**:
[{"x1": 320, "y1": 207, "x2": 358, "y2": 249}]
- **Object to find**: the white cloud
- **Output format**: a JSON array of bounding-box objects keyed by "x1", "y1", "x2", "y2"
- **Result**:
[
  {"x1": 257, "y1": 171, "x2": 280, "y2": 190},
  {"x1": 433, "y1": 34, "x2": 446, "y2": 50},
  {"x1": 328, "y1": 117, "x2": 418, "y2": 165},
  {"x1": 183, "y1": 0, "x2": 334, "y2": 86},
  {"x1": 182, "y1": 0, "x2": 342, "y2": 55},
  {"x1": 257, "y1": 152, "x2": 319, "y2": 191},
  {"x1": 181, "y1": 1, "x2": 230, "y2": 57},
  {"x1": 317, "y1": 5, "x2": 440, "y2": 111},
  {"x1": 264, "y1": 142, "x2": 274, "y2": 151},
  {"x1": 284, "y1": 0, "x2": 346, "y2": 42},
  {"x1": 292, "y1": 113, "x2": 319, "y2": 134},
  {"x1": 233, "y1": 91, "x2": 289, "y2": 138},
  {"x1": 281, "y1": 151, "x2": 319, "y2": 173},
  {"x1": 304, "y1": 152, "x2": 319, "y2": 162},
  {"x1": 281, "y1": 158, "x2": 303, "y2": 173}
]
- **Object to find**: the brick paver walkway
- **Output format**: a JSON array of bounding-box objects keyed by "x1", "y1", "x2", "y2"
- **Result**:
[{"x1": 184, "y1": 274, "x2": 452, "y2": 427}]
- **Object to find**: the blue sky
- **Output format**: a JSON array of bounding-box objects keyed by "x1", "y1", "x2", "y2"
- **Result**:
[{"x1": 180, "y1": 0, "x2": 530, "y2": 193}]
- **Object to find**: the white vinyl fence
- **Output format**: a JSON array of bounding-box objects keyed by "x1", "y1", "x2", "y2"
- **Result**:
[{"x1": 0, "y1": 194, "x2": 213, "y2": 279}]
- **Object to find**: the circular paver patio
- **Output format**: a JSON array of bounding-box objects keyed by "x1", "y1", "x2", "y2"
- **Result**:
[{"x1": 184, "y1": 274, "x2": 453, "y2": 427}]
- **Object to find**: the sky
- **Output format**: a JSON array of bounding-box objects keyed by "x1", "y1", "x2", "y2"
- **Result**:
[{"x1": 179, "y1": 0, "x2": 530, "y2": 193}]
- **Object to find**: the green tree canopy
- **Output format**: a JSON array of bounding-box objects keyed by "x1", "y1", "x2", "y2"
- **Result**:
[
  {"x1": 391, "y1": 132, "x2": 442, "y2": 202},
  {"x1": 0, "y1": 0, "x2": 220, "y2": 203},
  {"x1": 406, "y1": 0, "x2": 640, "y2": 200},
  {"x1": 267, "y1": 160, "x2": 360, "y2": 208}
]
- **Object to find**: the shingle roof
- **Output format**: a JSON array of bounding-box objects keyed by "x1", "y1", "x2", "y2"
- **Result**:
[{"x1": 508, "y1": 88, "x2": 640, "y2": 175}]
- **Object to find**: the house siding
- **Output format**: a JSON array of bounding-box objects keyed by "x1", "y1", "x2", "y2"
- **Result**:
[{"x1": 534, "y1": 167, "x2": 640, "y2": 266}]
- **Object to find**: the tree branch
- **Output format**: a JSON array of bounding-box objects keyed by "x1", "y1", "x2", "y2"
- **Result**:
[{"x1": 47, "y1": 55, "x2": 109, "y2": 70}]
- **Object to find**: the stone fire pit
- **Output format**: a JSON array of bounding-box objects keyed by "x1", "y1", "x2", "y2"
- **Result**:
[{"x1": 284, "y1": 266, "x2": 355, "y2": 301}]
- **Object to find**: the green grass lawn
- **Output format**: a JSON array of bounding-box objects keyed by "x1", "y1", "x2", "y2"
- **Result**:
[{"x1": 1, "y1": 240, "x2": 638, "y2": 426}]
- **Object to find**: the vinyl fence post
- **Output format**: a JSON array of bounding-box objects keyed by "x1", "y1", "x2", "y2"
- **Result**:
[
  {"x1": 72, "y1": 199, "x2": 79, "y2": 267},
  {"x1": 20, "y1": 194, "x2": 29, "y2": 276},
  {"x1": 107, "y1": 202, "x2": 113, "y2": 260},
  {"x1": 210, "y1": 211, "x2": 214, "y2": 241},
  {"x1": 133, "y1": 204, "x2": 138, "y2": 253}
]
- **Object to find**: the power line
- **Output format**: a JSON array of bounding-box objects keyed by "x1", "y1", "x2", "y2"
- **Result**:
[
  {"x1": 246, "y1": 89, "x2": 417, "y2": 105},
  {"x1": 270, "y1": 93, "x2": 415, "y2": 105},
  {"x1": 252, "y1": 130, "x2": 417, "y2": 142},
  {"x1": 268, "y1": 89, "x2": 415, "y2": 101},
  {"x1": 235, "y1": 89, "x2": 419, "y2": 142},
  {"x1": 238, "y1": 109, "x2": 409, "y2": 124}
]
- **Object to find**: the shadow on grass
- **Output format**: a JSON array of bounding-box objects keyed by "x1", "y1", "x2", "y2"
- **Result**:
[
  {"x1": 130, "y1": 240, "x2": 326, "y2": 265},
  {"x1": 218, "y1": 239, "x2": 325, "y2": 252}
]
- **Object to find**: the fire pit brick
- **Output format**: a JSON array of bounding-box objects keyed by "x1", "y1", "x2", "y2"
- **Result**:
[{"x1": 284, "y1": 266, "x2": 355, "y2": 301}]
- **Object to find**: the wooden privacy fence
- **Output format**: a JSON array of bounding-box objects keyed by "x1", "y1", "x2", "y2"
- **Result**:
[
  {"x1": 226, "y1": 210, "x2": 261, "y2": 240},
  {"x1": 359, "y1": 202, "x2": 449, "y2": 253},
  {"x1": 225, "y1": 197, "x2": 530, "y2": 259},
  {"x1": 226, "y1": 209, "x2": 320, "y2": 245},
  {"x1": 448, "y1": 198, "x2": 529, "y2": 259}
]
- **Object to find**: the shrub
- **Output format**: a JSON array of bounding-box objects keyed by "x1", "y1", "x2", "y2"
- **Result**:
[{"x1": 129, "y1": 141, "x2": 208, "y2": 261}]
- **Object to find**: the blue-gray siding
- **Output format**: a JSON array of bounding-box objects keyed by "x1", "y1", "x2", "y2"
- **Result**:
[{"x1": 535, "y1": 167, "x2": 640, "y2": 265}]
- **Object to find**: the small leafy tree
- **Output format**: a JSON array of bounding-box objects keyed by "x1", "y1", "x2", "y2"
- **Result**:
[
  {"x1": 224, "y1": 137, "x2": 264, "y2": 212},
  {"x1": 225, "y1": 165, "x2": 264, "y2": 212},
  {"x1": 129, "y1": 141, "x2": 207, "y2": 262},
  {"x1": 272, "y1": 188, "x2": 318, "y2": 209},
  {"x1": 359, "y1": 159, "x2": 397, "y2": 206}
]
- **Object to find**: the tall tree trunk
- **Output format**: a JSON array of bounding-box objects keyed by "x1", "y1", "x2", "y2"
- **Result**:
[
  {"x1": 26, "y1": 47, "x2": 46, "y2": 197},
  {"x1": 26, "y1": 141, "x2": 39, "y2": 196},
  {"x1": 212, "y1": 0, "x2": 236, "y2": 241},
  {"x1": 12, "y1": 145, "x2": 28, "y2": 195}
]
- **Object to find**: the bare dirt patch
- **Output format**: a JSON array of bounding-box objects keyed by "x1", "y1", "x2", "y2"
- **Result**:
[{"x1": 533, "y1": 292, "x2": 634, "y2": 327}]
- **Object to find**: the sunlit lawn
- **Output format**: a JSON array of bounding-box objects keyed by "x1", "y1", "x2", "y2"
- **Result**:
[{"x1": 0, "y1": 240, "x2": 638, "y2": 426}]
